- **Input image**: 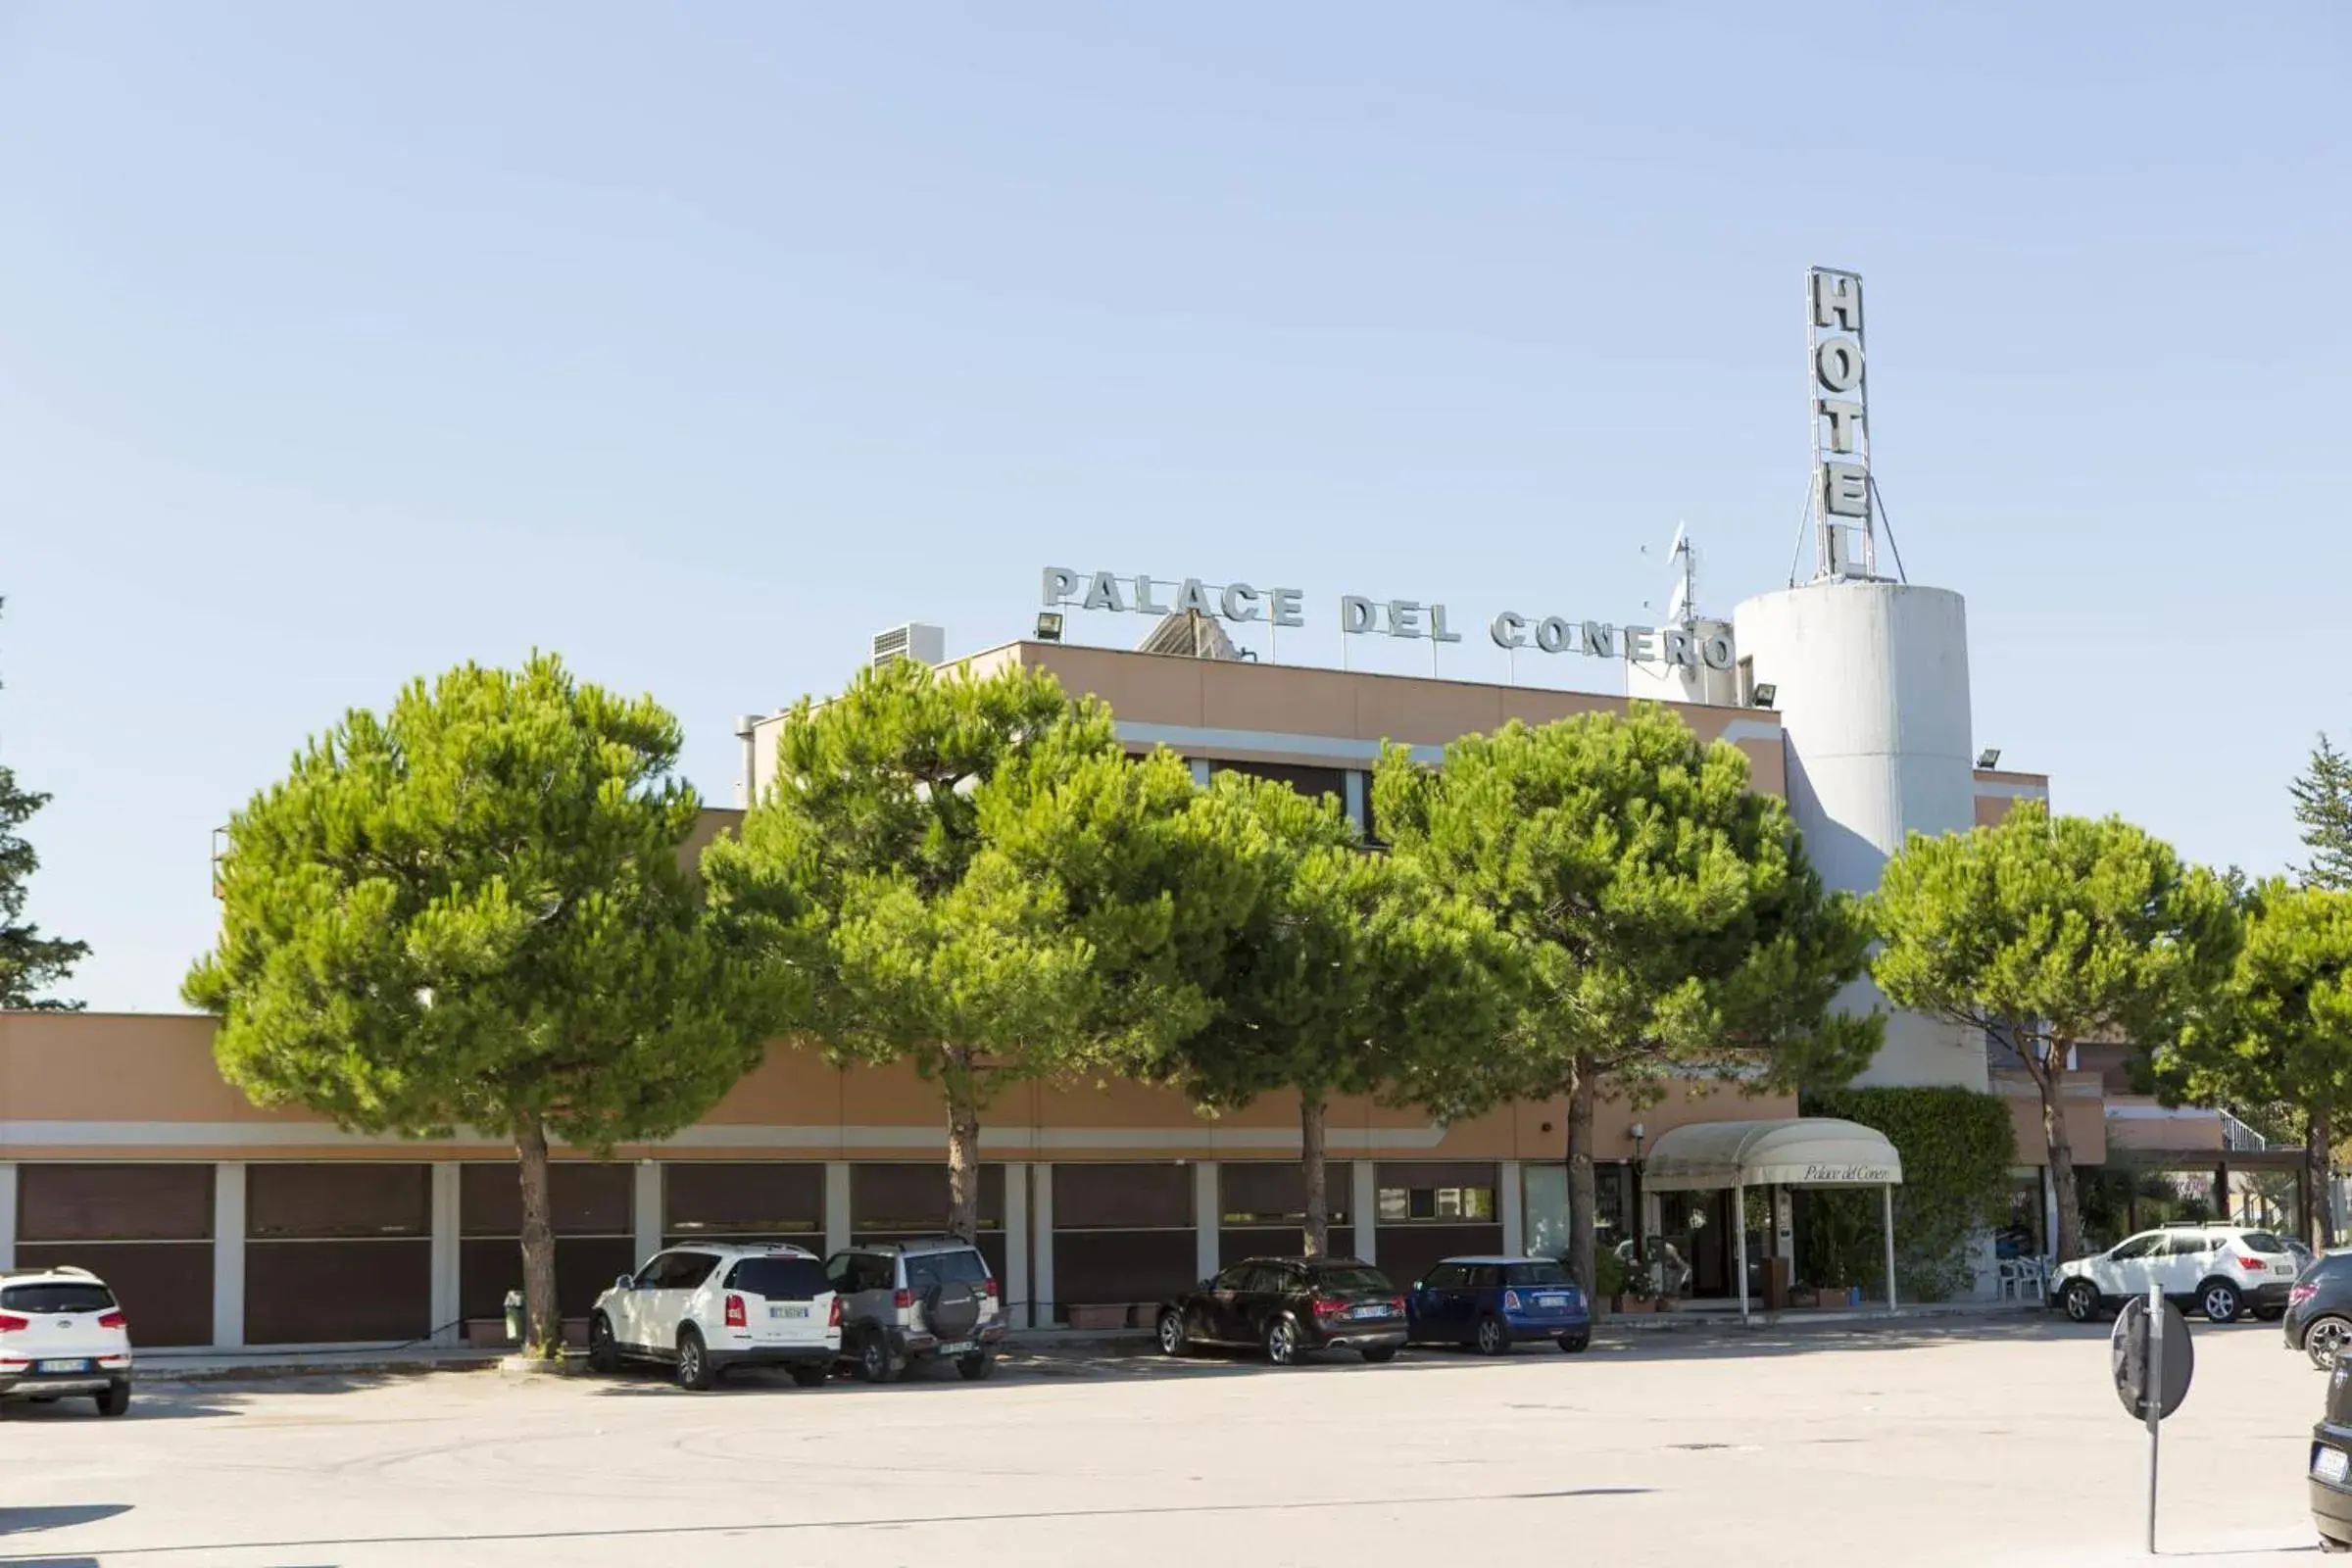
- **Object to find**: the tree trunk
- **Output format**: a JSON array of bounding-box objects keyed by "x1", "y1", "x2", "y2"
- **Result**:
[
  {"x1": 1300, "y1": 1093, "x2": 1329, "y2": 1258},
  {"x1": 515, "y1": 1116, "x2": 562, "y2": 1358},
  {"x1": 1566, "y1": 1055, "x2": 1598, "y2": 1298},
  {"x1": 946, "y1": 1065, "x2": 982, "y2": 1245},
  {"x1": 2312, "y1": 1108, "x2": 2336, "y2": 1249},
  {"x1": 2037, "y1": 1063, "x2": 2083, "y2": 1264}
]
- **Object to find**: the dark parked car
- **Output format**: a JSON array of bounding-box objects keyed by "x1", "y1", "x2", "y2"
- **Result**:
[
  {"x1": 2289, "y1": 1251, "x2": 2352, "y2": 1370},
  {"x1": 1156, "y1": 1257, "x2": 1407, "y2": 1366},
  {"x1": 2311, "y1": 1357, "x2": 2352, "y2": 1551},
  {"x1": 1406, "y1": 1255, "x2": 1592, "y2": 1354}
]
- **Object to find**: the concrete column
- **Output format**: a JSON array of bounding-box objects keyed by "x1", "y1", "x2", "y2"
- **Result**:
[
  {"x1": 1004, "y1": 1163, "x2": 1031, "y2": 1329},
  {"x1": 1189, "y1": 759, "x2": 1212, "y2": 787},
  {"x1": 429, "y1": 1164, "x2": 462, "y2": 1346},
  {"x1": 2042, "y1": 1164, "x2": 2059, "y2": 1256},
  {"x1": 1194, "y1": 1161, "x2": 1219, "y2": 1283},
  {"x1": 1344, "y1": 771, "x2": 1368, "y2": 834},
  {"x1": 213, "y1": 1162, "x2": 247, "y2": 1349},
  {"x1": 632, "y1": 1160, "x2": 663, "y2": 1266},
  {"x1": 1499, "y1": 1160, "x2": 1525, "y2": 1256},
  {"x1": 824, "y1": 1162, "x2": 852, "y2": 1257},
  {"x1": 1352, "y1": 1161, "x2": 1379, "y2": 1266},
  {"x1": 1033, "y1": 1165, "x2": 1056, "y2": 1325},
  {"x1": 0, "y1": 1162, "x2": 16, "y2": 1270}
]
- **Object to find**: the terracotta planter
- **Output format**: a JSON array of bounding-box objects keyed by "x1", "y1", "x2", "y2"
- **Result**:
[
  {"x1": 562, "y1": 1317, "x2": 589, "y2": 1348},
  {"x1": 1067, "y1": 1303, "x2": 1129, "y2": 1331},
  {"x1": 465, "y1": 1319, "x2": 511, "y2": 1349}
]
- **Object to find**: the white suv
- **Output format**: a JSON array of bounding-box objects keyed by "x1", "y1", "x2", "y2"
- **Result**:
[
  {"x1": 1, "y1": 1265, "x2": 135, "y2": 1416},
  {"x1": 2051, "y1": 1223, "x2": 2300, "y2": 1325},
  {"x1": 588, "y1": 1244, "x2": 841, "y2": 1391}
]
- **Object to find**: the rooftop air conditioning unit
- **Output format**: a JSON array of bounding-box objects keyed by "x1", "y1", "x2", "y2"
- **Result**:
[{"x1": 871, "y1": 623, "x2": 946, "y2": 671}]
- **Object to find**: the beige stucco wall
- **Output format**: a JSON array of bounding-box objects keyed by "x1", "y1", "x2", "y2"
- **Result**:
[
  {"x1": 1, "y1": 1009, "x2": 1791, "y2": 1165},
  {"x1": 1991, "y1": 1068, "x2": 2109, "y2": 1167}
]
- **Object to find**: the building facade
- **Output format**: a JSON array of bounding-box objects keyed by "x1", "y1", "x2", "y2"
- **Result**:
[{"x1": 4, "y1": 628, "x2": 2134, "y2": 1350}]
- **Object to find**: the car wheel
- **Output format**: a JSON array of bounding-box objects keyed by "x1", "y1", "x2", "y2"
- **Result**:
[
  {"x1": 1156, "y1": 1309, "x2": 1192, "y2": 1357},
  {"x1": 2323, "y1": 1534, "x2": 2352, "y2": 1555},
  {"x1": 788, "y1": 1363, "x2": 830, "y2": 1388},
  {"x1": 587, "y1": 1313, "x2": 620, "y2": 1374},
  {"x1": 858, "y1": 1330, "x2": 900, "y2": 1385},
  {"x1": 1559, "y1": 1334, "x2": 1591, "y2": 1354},
  {"x1": 956, "y1": 1350, "x2": 996, "y2": 1382},
  {"x1": 675, "y1": 1326, "x2": 714, "y2": 1392},
  {"x1": 1360, "y1": 1346, "x2": 1398, "y2": 1364},
  {"x1": 2199, "y1": 1279, "x2": 2243, "y2": 1324},
  {"x1": 96, "y1": 1382, "x2": 130, "y2": 1418},
  {"x1": 1475, "y1": 1314, "x2": 1510, "y2": 1356},
  {"x1": 1263, "y1": 1315, "x2": 1301, "y2": 1367},
  {"x1": 2309, "y1": 1316, "x2": 2352, "y2": 1371},
  {"x1": 2061, "y1": 1279, "x2": 2099, "y2": 1323}
]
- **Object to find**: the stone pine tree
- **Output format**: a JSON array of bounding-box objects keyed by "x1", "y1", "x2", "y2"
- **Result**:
[
  {"x1": 2159, "y1": 879, "x2": 2352, "y2": 1248},
  {"x1": 2293, "y1": 734, "x2": 2352, "y2": 891},
  {"x1": 705, "y1": 658, "x2": 1253, "y2": 1250},
  {"x1": 184, "y1": 656, "x2": 772, "y2": 1356},
  {"x1": 1144, "y1": 772, "x2": 1515, "y2": 1258},
  {"x1": 1374, "y1": 705, "x2": 1881, "y2": 1297},
  {"x1": 1871, "y1": 799, "x2": 2239, "y2": 1264},
  {"x1": 0, "y1": 599, "x2": 89, "y2": 1009}
]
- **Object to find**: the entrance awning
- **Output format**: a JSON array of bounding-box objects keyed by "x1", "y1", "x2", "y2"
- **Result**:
[{"x1": 1642, "y1": 1117, "x2": 1902, "y2": 1192}]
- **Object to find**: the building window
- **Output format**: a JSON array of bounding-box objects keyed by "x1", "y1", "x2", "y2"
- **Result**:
[
  {"x1": 1376, "y1": 1185, "x2": 1495, "y2": 1223},
  {"x1": 1207, "y1": 760, "x2": 1348, "y2": 808}
]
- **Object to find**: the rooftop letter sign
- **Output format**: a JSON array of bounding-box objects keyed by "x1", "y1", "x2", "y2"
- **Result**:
[
  {"x1": 1810, "y1": 266, "x2": 1876, "y2": 580},
  {"x1": 1042, "y1": 568, "x2": 1733, "y2": 672}
]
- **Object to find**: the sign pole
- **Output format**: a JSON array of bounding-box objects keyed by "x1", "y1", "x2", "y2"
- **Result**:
[{"x1": 2145, "y1": 1282, "x2": 2162, "y2": 1554}]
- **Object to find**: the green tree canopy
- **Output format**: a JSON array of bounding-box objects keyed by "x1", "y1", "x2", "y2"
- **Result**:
[
  {"x1": 705, "y1": 658, "x2": 1251, "y2": 1249},
  {"x1": 184, "y1": 655, "x2": 770, "y2": 1353},
  {"x1": 1374, "y1": 703, "x2": 1880, "y2": 1294},
  {"x1": 2293, "y1": 734, "x2": 2352, "y2": 891},
  {"x1": 1142, "y1": 772, "x2": 1515, "y2": 1257},
  {"x1": 1870, "y1": 798, "x2": 2238, "y2": 1262},
  {"x1": 0, "y1": 599, "x2": 88, "y2": 1009},
  {"x1": 2157, "y1": 878, "x2": 2352, "y2": 1247}
]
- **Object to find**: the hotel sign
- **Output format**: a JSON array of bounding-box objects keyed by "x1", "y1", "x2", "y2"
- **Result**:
[
  {"x1": 1810, "y1": 266, "x2": 1876, "y2": 579},
  {"x1": 1042, "y1": 567, "x2": 1735, "y2": 671}
]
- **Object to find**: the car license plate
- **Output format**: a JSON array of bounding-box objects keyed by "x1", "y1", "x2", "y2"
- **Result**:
[
  {"x1": 768, "y1": 1303, "x2": 809, "y2": 1319},
  {"x1": 2318, "y1": 1447, "x2": 2351, "y2": 1486},
  {"x1": 36, "y1": 1359, "x2": 89, "y2": 1374},
  {"x1": 938, "y1": 1341, "x2": 974, "y2": 1355},
  {"x1": 1538, "y1": 1294, "x2": 1568, "y2": 1310},
  {"x1": 1352, "y1": 1304, "x2": 1391, "y2": 1320}
]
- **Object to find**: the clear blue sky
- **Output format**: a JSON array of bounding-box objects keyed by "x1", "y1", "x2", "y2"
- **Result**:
[{"x1": 3, "y1": 4, "x2": 2346, "y2": 1011}]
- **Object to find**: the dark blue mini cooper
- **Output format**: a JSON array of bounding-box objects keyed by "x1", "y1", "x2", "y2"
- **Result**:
[{"x1": 1405, "y1": 1255, "x2": 1592, "y2": 1354}]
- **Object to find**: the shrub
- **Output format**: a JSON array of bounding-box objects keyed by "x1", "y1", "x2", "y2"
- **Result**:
[{"x1": 1798, "y1": 1086, "x2": 2017, "y2": 1302}]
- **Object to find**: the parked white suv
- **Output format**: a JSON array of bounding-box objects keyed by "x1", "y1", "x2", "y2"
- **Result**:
[
  {"x1": 0, "y1": 1265, "x2": 134, "y2": 1416},
  {"x1": 2051, "y1": 1223, "x2": 2300, "y2": 1325},
  {"x1": 588, "y1": 1244, "x2": 840, "y2": 1391}
]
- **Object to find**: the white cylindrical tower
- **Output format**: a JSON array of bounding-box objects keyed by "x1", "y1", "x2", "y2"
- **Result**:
[{"x1": 1732, "y1": 578, "x2": 1984, "y2": 1090}]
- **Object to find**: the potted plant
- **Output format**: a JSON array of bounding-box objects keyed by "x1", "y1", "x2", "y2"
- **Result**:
[{"x1": 1592, "y1": 1249, "x2": 1626, "y2": 1316}]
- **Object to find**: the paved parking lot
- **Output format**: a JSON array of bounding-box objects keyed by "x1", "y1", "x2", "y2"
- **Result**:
[{"x1": 0, "y1": 1316, "x2": 2331, "y2": 1567}]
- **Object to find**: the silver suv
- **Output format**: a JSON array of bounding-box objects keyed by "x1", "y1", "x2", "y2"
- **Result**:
[{"x1": 825, "y1": 1238, "x2": 1006, "y2": 1383}]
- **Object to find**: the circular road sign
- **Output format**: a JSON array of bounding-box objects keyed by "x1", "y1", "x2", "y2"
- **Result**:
[{"x1": 2111, "y1": 1295, "x2": 2193, "y2": 1421}]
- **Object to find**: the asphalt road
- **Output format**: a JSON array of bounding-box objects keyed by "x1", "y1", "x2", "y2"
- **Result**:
[{"x1": 0, "y1": 1315, "x2": 2330, "y2": 1567}]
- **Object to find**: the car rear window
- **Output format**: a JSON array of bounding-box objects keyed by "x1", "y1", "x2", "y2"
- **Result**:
[
  {"x1": 724, "y1": 1257, "x2": 830, "y2": 1300},
  {"x1": 2240, "y1": 1233, "x2": 2291, "y2": 1254},
  {"x1": 1, "y1": 1281, "x2": 117, "y2": 1314},
  {"x1": 2311, "y1": 1252, "x2": 2352, "y2": 1280},
  {"x1": 1308, "y1": 1265, "x2": 1392, "y2": 1293},
  {"x1": 1504, "y1": 1261, "x2": 1571, "y2": 1287},
  {"x1": 906, "y1": 1250, "x2": 992, "y2": 1291}
]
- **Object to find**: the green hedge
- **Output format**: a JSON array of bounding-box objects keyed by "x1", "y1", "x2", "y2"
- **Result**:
[{"x1": 1798, "y1": 1086, "x2": 2017, "y2": 1302}]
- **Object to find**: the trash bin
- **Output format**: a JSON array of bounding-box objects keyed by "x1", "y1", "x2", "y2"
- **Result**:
[{"x1": 503, "y1": 1290, "x2": 525, "y2": 1346}]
